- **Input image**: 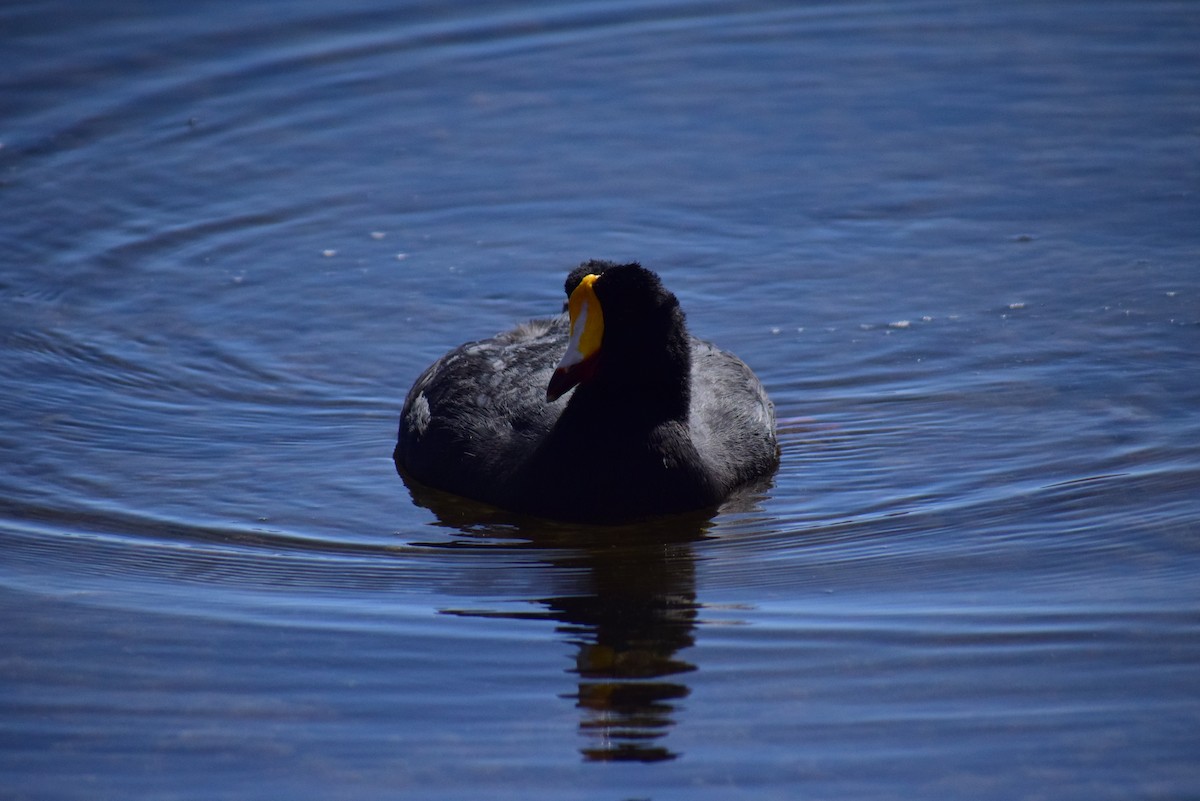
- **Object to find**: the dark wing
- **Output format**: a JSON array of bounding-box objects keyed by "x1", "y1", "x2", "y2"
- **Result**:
[
  {"x1": 395, "y1": 316, "x2": 568, "y2": 506},
  {"x1": 686, "y1": 338, "x2": 779, "y2": 494}
]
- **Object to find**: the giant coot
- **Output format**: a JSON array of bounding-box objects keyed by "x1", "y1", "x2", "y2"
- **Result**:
[{"x1": 394, "y1": 260, "x2": 778, "y2": 523}]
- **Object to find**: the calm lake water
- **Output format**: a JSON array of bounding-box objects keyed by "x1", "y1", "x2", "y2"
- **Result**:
[{"x1": 3, "y1": 1, "x2": 1199, "y2": 798}]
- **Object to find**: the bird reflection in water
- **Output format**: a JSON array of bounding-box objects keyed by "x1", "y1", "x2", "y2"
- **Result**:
[
  {"x1": 546, "y1": 527, "x2": 699, "y2": 762},
  {"x1": 407, "y1": 481, "x2": 709, "y2": 763}
]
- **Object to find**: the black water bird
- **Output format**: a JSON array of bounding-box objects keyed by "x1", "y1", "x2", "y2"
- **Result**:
[{"x1": 394, "y1": 261, "x2": 778, "y2": 523}]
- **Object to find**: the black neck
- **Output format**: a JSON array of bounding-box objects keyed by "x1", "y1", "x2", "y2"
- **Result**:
[{"x1": 566, "y1": 318, "x2": 691, "y2": 429}]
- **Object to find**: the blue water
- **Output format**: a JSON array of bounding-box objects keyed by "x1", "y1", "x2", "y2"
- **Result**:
[{"x1": 2, "y1": 1, "x2": 1199, "y2": 799}]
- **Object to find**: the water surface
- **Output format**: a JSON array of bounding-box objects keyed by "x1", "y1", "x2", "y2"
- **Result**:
[{"x1": 2, "y1": 1, "x2": 1199, "y2": 799}]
